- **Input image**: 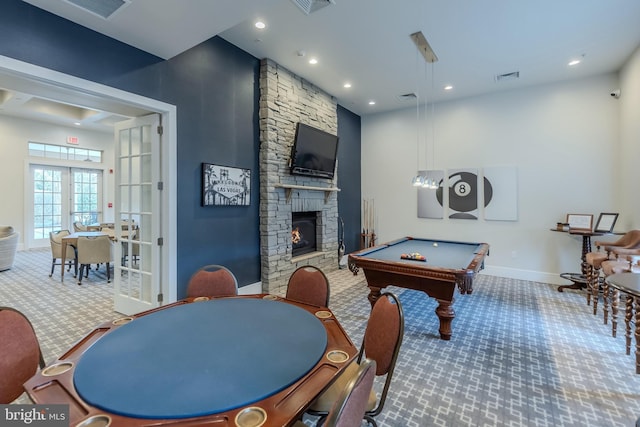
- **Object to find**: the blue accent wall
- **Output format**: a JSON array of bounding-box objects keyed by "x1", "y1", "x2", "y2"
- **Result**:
[
  {"x1": 337, "y1": 106, "x2": 362, "y2": 254},
  {"x1": 0, "y1": 0, "x2": 361, "y2": 297}
]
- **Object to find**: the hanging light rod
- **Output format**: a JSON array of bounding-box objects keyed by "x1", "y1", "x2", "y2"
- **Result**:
[{"x1": 410, "y1": 31, "x2": 438, "y2": 63}]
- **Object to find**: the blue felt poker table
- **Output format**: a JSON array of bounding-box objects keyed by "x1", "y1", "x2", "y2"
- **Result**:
[{"x1": 24, "y1": 295, "x2": 358, "y2": 427}]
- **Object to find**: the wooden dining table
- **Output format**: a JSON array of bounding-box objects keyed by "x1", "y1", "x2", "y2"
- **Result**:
[
  {"x1": 23, "y1": 294, "x2": 358, "y2": 426},
  {"x1": 60, "y1": 230, "x2": 129, "y2": 281}
]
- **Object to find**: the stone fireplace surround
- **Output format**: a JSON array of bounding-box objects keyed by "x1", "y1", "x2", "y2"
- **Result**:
[{"x1": 259, "y1": 59, "x2": 339, "y2": 294}]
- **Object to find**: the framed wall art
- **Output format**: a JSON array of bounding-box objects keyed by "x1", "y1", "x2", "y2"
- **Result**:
[
  {"x1": 594, "y1": 212, "x2": 619, "y2": 233},
  {"x1": 202, "y1": 163, "x2": 251, "y2": 206},
  {"x1": 566, "y1": 214, "x2": 593, "y2": 232}
]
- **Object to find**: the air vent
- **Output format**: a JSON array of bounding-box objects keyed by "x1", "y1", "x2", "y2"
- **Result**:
[
  {"x1": 397, "y1": 93, "x2": 418, "y2": 101},
  {"x1": 290, "y1": 0, "x2": 335, "y2": 15},
  {"x1": 65, "y1": 0, "x2": 129, "y2": 19},
  {"x1": 495, "y1": 71, "x2": 520, "y2": 82}
]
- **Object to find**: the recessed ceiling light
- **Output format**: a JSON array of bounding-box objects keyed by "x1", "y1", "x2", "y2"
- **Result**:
[
  {"x1": 444, "y1": 85, "x2": 453, "y2": 90},
  {"x1": 368, "y1": 101, "x2": 376, "y2": 105},
  {"x1": 74, "y1": 122, "x2": 81, "y2": 126},
  {"x1": 255, "y1": 21, "x2": 266, "y2": 29},
  {"x1": 568, "y1": 59, "x2": 581, "y2": 66},
  {"x1": 309, "y1": 58, "x2": 318, "y2": 65},
  {"x1": 343, "y1": 83, "x2": 352, "y2": 88}
]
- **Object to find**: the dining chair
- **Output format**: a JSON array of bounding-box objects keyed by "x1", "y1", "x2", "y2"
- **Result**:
[
  {"x1": 294, "y1": 359, "x2": 377, "y2": 427},
  {"x1": 286, "y1": 265, "x2": 330, "y2": 307},
  {"x1": 49, "y1": 230, "x2": 77, "y2": 278},
  {"x1": 121, "y1": 228, "x2": 140, "y2": 266},
  {"x1": 186, "y1": 264, "x2": 238, "y2": 298},
  {"x1": 76, "y1": 235, "x2": 113, "y2": 285},
  {"x1": 0, "y1": 307, "x2": 45, "y2": 403},
  {"x1": 307, "y1": 292, "x2": 404, "y2": 427},
  {"x1": 73, "y1": 221, "x2": 87, "y2": 232}
]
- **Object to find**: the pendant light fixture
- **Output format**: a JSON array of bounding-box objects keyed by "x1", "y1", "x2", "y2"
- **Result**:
[
  {"x1": 409, "y1": 31, "x2": 438, "y2": 189},
  {"x1": 411, "y1": 91, "x2": 423, "y2": 187}
]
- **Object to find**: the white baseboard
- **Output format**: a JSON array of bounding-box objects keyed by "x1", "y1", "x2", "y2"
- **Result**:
[{"x1": 481, "y1": 266, "x2": 571, "y2": 286}]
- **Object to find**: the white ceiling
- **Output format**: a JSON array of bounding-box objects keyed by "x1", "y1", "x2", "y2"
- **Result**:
[{"x1": 7, "y1": 0, "x2": 640, "y2": 125}]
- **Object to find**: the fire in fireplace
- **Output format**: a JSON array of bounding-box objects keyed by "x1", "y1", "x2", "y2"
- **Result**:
[{"x1": 291, "y1": 212, "x2": 318, "y2": 257}]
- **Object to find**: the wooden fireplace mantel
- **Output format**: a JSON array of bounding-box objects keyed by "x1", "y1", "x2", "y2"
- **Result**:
[{"x1": 274, "y1": 184, "x2": 340, "y2": 203}]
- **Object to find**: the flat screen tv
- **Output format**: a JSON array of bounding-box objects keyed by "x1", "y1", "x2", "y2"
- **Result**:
[{"x1": 289, "y1": 122, "x2": 339, "y2": 179}]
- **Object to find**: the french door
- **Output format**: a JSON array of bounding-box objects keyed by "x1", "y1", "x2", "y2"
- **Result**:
[
  {"x1": 113, "y1": 114, "x2": 162, "y2": 315},
  {"x1": 29, "y1": 165, "x2": 103, "y2": 247}
]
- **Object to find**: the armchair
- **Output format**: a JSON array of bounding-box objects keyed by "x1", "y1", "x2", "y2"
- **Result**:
[{"x1": 0, "y1": 226, "x2": 19, "y2": 272}]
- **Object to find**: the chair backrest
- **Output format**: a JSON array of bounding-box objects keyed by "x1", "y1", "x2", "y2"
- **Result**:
[
  {"x1": 597, "y1": 230, "x2": 640, "y2": 251},
  {"x1": 285, "y1": 265, "x2": 330, "y2": 307},
  {"x1": 73, "y1": 221, "x2": 87, "y2": 232},
  {"x1": 324, "y1": 358, "x2": 377, "y2": 427},
  {"x1": 0, "y1": 307, "x2": 45, "y2": 403},
  {"x1": 76, "y1": 235, "x2": 113, "y2": 264},
  {"x1": 49, "y1": 230, "x2": 74, "y2": 258},
  {"x1": 360, "y1": 292, "x2": 404, "y2": 419},
  {"x1": 620, "y1": 230, "x2": 640, "y2": 247},
  {"x1": 186, "y1": 264, "x2": 238, "y2": 298}
]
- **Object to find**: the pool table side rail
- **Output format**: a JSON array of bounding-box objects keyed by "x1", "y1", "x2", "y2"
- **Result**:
[
  {"x1": 349, "y1": 241, "x2": 489, "y2": 294},
  {"x1": 350, "y1": 239, "x2": 489, "y2": 276}
]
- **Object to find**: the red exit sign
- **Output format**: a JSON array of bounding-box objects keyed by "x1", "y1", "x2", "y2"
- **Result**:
[{"x1": 67, "y1": 136, "x2": 79, "y2": 145}]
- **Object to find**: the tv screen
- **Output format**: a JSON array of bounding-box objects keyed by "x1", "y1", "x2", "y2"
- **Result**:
[{"x1": 289, "y1": 123, "x2": 339, "y2": 179}]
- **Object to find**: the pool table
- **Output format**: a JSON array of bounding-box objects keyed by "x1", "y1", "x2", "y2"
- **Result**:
[{"x1": 348, "y1": 237, "x2": 490, "y2": 340}]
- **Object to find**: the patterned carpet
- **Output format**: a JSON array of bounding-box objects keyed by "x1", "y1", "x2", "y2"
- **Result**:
[{"x1": 2, "y1": 249, "x2": 640, "y2": 426}]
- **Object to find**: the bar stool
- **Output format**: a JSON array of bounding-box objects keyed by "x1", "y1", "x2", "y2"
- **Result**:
[
  {"x1": 605, "y1": 273, "x2": 640, "y2": 374},
  {"x1": 602, "y1": 254, "x2": 640, "y2": 340},
  {"x1": 586, "y1": 230, "x2": 640, "y2": 311}
]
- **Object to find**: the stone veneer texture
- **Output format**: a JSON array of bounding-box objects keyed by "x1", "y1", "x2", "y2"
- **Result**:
[{"x1": 259, "y1": 58, "x2": 339, "y2": 294}]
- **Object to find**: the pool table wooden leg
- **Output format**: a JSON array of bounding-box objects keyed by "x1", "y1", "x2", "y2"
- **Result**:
[
  {"x1": 436, "y1": 299, "x2": 455, "y2": 341},
  {"x1": 367, "y1": 286, "x2": 382, "y2": 307}
]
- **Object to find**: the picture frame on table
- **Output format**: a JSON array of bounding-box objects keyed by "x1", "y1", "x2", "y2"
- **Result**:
[
  {"x1": 566, "y1": 214, "x2": 593, "y2": 232},
  {"x1": 594, "y1": 212, "x2": 619, "y2": 233},
  {"x1": 201, "y1": 163, "x2": 251, "y2": 207}
]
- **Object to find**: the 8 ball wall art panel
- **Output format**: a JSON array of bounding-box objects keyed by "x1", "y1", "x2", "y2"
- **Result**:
[
  {"x1": 483, "y1": 166, "x2": 518, "y2": 221},
  {"x1": 202, "y1": 163, "x2": 251, "y2": 206},
  {"x1": 447, "y1": 168, "x2": 488, "y2": 220}
]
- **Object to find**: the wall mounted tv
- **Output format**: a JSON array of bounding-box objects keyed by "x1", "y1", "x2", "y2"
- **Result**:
[{"x1": 289, "y1": 122, "x2": 340, "y2": 179}]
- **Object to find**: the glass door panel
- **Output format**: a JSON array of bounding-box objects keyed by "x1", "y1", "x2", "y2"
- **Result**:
[{"x1": 114, "y1": 115, "x2": 161, "y2": 315}]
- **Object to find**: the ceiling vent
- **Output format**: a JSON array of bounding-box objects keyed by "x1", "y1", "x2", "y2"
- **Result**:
[
  {"x1": 397, "y1": 93, "x2": 418, "y2": 101},
  {"x1": 290, "y1": 0, "x2": 335, "y2": 15},
  {"x1": 495, "y1": 71, "x2": 520, "y2": 82},
  {"x1": 64, "y1": 0, "x2": 129, "y2": 19}
]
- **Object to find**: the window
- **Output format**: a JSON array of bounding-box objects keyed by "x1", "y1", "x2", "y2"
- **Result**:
[
  {"x1": 28, "y1": 142, "x2": 102, "y2": 162},
  {"x1": 72, "y1": 169, "x2": 102, "y2": 224},
  {"x1": 32, "y1": 167, "x2": 63, "y2": 240},
  {"x1": 30, "y1": 165, "x2": 103, "y2": 241}
]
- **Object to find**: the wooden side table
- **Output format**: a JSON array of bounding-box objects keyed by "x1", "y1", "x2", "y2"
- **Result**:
[{"x1": 551, "y1": 229, "x2": 604, "y2": 292}]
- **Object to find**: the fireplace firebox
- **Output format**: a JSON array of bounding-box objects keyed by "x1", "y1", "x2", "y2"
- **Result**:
[{"x1": 292, "y1": 212, "x2": 318, "y2": 257}]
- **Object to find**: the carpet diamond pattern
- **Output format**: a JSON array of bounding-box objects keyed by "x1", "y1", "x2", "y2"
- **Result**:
[{"x1": 2, "y1": 250, "x2": 640, "y2": 426}]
